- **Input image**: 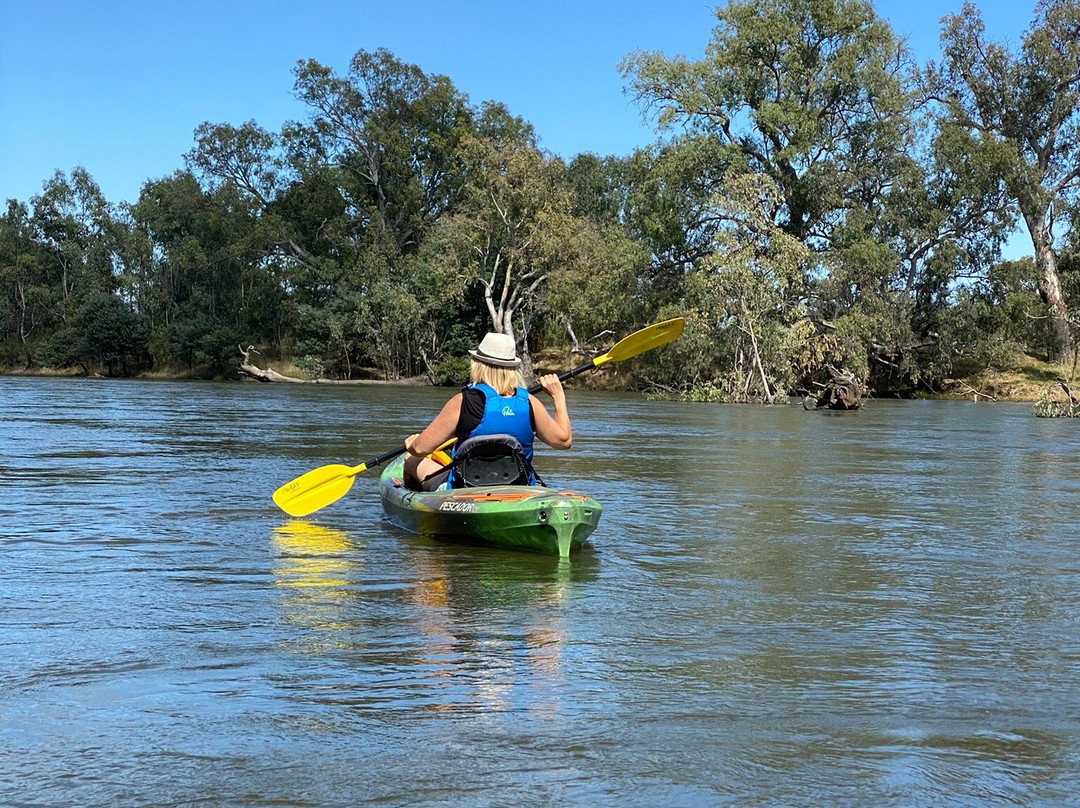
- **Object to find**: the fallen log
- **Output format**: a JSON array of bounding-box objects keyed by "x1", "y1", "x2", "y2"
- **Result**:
[
  {"x1": 237, "y1": 346, "x2": 428, "y2": 386},
  {"x1": 238, "y1": 345, "x2": 309, "y2": 383},
  {"x1": 804, "y1": 365, "x2": 866, "y2": 410}
]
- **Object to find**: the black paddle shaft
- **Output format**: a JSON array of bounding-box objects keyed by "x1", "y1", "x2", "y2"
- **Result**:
[{"x1": 527, "y1": 360, "x2": 595, "y2": 394}]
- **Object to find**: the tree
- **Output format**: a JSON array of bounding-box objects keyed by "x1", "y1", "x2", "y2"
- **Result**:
[
  {"x1": 0, "y1": 201, "x2": 49, "y2": 364},
  {"x1": 129, "y1": 171, "x2": 275, "y2": 366},
  {"x1": 619, "y1": 136, "x2": 737, "y2": 293},
  {"x1": 932, "y1": 0, "x2": 1080, "y2": 361},
  {"x1": 30, "y1": 168, "x2": 119, "y2": 324},
  {"x1": 72, "y1": 292, "x2": 149, "y2": 376},
  {"x1": 623, "y1": 0, "x2": 912, "y2": 246},
  {"x1": 677, "y1": 173, "x2": 812, "y2": 402},
  {"x1": 187, "y1": 120, "x2": 283, "y2": 208},
  {"x1": 427, "y1": 104, "x2": 605, "y2": 373},
  {"x1": 290, "y1": 48, "x2": 475, "y2": 258},
  {"x1": 621, "y1": 0, "x2": 935, "y2": 390}
]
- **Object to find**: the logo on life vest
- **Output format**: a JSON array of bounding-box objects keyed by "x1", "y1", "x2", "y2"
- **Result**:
[{"x1": 501, "y1": 405, "x2": 515, "y2": 417}]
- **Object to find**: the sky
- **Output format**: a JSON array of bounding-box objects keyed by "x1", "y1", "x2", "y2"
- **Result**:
[{"x1": 0, "y1": 0, "x2": 1038, "y2": 212}]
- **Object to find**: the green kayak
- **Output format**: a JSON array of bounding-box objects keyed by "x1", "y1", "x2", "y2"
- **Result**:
[{"x1": 379, "y1": 456, "x2": 602, "y2": 557}]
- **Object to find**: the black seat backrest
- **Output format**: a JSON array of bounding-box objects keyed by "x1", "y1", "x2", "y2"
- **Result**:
[{"x1": 452, "y1": 434, "x2": 532, "y2": 488}]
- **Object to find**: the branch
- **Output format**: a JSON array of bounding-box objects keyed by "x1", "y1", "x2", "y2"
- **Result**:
[{"x1": 952, "y1": 379, "x2": 996, "y2": 402}]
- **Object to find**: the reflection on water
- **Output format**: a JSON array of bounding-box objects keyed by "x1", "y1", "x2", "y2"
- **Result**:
[
  {"x1": 268, "y1": 516, "x2": 601, "y2": 718},
  {"x1": 272, "y1": 520, "x2": 357, "y2": 589},
  {"x1": 2, "y1": 378, "x2": 1080, "y2": 807},
  {"x1": 399, "y1": 545, "x2": 598, "y2": 716}
]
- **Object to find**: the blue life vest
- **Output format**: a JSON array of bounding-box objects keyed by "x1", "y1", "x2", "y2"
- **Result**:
[
  {"x1": 443, "y1": 383, "x2": 536, "y2": 488},
  {"x1": 458, "y1": 383, "x2": 534, "y2": 460}
]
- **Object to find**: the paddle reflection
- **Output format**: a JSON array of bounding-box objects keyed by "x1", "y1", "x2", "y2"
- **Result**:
[{"x1": 271, "y1": 520, "x2": 358, "y2": 589}]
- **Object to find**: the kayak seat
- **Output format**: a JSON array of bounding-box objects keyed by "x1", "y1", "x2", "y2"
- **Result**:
[{"x1": 427, "y1": 434, "x2": 545, "y2": 488}]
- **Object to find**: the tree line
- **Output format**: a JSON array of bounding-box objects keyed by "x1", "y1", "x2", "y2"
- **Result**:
[{"x1": 2, "y1": 0, "x2": 1078, "y2": 401}]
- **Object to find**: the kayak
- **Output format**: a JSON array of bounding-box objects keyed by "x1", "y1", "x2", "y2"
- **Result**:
[{"x1": 378, "y1": 456, "x2": 602, "y2": 557}]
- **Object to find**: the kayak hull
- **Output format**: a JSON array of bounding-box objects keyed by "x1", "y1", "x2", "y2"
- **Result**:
[{"x1": 379, "y1": 457, "x2": 601, "y2": 557}]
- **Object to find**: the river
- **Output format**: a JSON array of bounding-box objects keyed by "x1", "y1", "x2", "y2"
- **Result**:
[{"x1": 2, "y1": 376, "x2": 1078, "y2": 807}]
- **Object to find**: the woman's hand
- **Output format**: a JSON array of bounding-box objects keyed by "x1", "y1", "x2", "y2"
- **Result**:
[
  {"x1": 537, "y1": 374, "x2": 565, "y2": 399},
  {"x1": 531, "y1": 375, "x2": 572, "y2": 449}
]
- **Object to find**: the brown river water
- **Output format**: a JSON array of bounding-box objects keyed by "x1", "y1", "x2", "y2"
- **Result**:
[{"x1": 1, "y1": 376, "x2": 1078, "y2": 806}]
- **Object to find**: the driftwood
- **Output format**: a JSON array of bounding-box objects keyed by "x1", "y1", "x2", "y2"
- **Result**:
[
  {"x1": 237, "y1": 346, "x2": 425, "y2": 385},
  {"x1": 804, "y1": 365, "x2": 866, "y2": 410},
  {"x1": 565, "y1": 321, "x2": 614, "y2": 357},
  {"x1": 238, "y1": 346, "x2": 308, "y2": 383},
  {"x1": 952, "y1": 380, "x2": 997, "y2": 402}
]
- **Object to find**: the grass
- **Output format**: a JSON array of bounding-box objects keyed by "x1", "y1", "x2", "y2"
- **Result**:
[{"x1": 939, "y1": 352, "x2": 1078, "y2": 402}]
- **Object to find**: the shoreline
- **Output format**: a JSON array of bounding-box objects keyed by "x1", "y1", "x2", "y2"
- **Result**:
[{"x1": 1, "y1": 366, "x2": 1059, "y2": 403}]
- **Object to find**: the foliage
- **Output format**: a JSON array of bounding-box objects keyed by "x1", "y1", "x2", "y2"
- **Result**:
[
  {"x1": 1033, "y1": 384, "x2": 1080, "y2": 417},
  {"x1": 931, "y1": 0, "x2": 1080, "y2": 360},
  {"x1": 624, "y1": 0, "x2": 912, "y2": 243},
  {"x1": 166, "y1": 316, "x2": 244, "y2": 371},
  {"x1": 621, "y1": 0, "x2": 938, "y2": 395},
  {"x1": 72, "y1": 293, "x2": 150, "y2": 375},
  {"x1": 1, "y1": 16, "x2": 1077, "y2": 398}
]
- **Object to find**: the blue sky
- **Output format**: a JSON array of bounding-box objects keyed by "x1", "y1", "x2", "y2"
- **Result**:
[{"x1": 1, "y1": 1, "x2": 1036, "y2": 213}]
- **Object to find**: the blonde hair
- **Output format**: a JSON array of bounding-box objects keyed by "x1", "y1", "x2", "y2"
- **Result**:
[{"x1": 469, "y1": 358, "x2": 525, "y2": 396}]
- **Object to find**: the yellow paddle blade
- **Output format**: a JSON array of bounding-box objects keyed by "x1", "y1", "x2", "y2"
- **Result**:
[
  {"x1": 594, "y1": 317, "x2": 685, "y2": 366},
  {"x1": 271, "y1": 439, "x2": 454, "y2": 517},
  {"x1": 272, "y1": 462, "x2": 368, "y2": 517}
]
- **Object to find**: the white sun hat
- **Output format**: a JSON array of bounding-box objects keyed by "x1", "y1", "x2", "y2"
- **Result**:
[{"x1": 468, "y1": 332, "x2": 521, "y2": 368}]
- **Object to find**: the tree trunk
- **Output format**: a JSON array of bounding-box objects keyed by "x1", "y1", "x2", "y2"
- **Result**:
[
  {"x1": 237, "y1": 346, "x2": 425, "y2": 385},
  {"x1": 238, "y1": 346, "x2": 309, "y2": 383},
  {"x1": 1024, "y1": 211, "x2": 1071, "y2": 362},
  {"x1": 1036, "y1": 243, "x2": 1071, "y2": 363}
]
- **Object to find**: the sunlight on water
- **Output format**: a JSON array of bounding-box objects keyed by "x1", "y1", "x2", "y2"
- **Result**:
[{"x1": 2, "y1": 378, "x2": 1079, "y2": 807}]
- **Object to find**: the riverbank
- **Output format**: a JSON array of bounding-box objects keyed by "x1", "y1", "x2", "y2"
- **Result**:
[
  {"x1": 3, "y1": 351, "x2": 1075, "y2": 403},
  {"x1": 933, "y1": 352, "x2": 1077, "y2": 403}
]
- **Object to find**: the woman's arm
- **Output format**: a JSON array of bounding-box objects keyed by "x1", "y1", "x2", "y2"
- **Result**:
[
  {"x1": 530, "y1": 374, "x2": 572, "y2": 449},
  {"x1": 405, "y1": 393, "x2": 462, "y2": 456}
]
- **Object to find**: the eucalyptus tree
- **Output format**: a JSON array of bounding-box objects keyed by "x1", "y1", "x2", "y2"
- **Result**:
[
  {"x1": 186, "y1": 120, "x2": 326, "y2": 275},
  {"x1": 931, "y1": 0, "x2": 1080, "y2": 361},
  {"x1": 622, "y1": 0, "x2": 921, "y2": 389},
  {"x1": 618, "y1": 136, "x2": 735, "y2": 291},
  {"x1": 187, "y1": 119, "x2": 283, "y2": 208},
  {"x1": 130, "y1": 171, "x2": 276, "y2": 368},
  {"x1": 290, "y1": 48, "x2": 475, "y2": 259},
  {"x1": 557, "y1": 153, "x2": 652, "y2": 350},
  {"x1": 0, "y1": 200, "x2": 47, "y2": 363},
  {"x1": 185, "y1": 118, "x2": 367, "y2": 372},
  {"x1": 424, "y1": 105, "x2": 555, "y2": 362},
  {"x1": 186, "y1": 50, "x2": 481, "y2": 376},
  {"x1": 30, "y1": 168, "x2": 119, "y2": 325},
  {"x1": 695, "y1": 173, "x2": 812, "y2": 402},
  {"x1": 70, "y1": 291, "x2": 149, "y2": 376},
  {"x1": 623, "y1": 0, "x2": 911, "y2": 246},
  {"x1": 421, "y1": 103, "x2": 628, "y2": 372},
  {"x1": 565, "y1": 153, "x2": 631, "y2": 226}
]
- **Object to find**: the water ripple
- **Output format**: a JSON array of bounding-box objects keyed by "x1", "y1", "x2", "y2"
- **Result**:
[{"x1": 2, "y1": 380, "x2": 1079, "y2": 806}]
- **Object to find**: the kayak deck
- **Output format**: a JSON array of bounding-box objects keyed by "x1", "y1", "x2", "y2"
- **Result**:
[{"x1": 379, "y1": 457, "x2": 601, "y2": 557}]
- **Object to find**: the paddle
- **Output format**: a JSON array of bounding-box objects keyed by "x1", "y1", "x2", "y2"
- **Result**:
[{"x1": 272, "y1": 316, "x2": 685, "y2": 517}]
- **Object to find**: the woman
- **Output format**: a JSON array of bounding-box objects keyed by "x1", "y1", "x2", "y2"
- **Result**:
[{"x1": 403, "y1": 332, "x2": 572, "y2": 490}]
